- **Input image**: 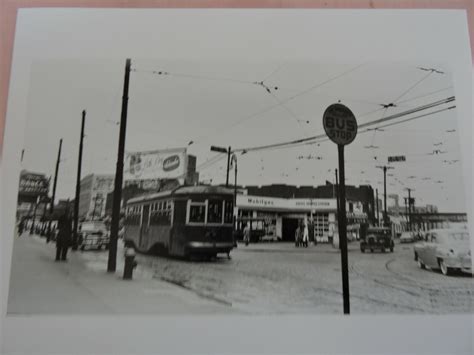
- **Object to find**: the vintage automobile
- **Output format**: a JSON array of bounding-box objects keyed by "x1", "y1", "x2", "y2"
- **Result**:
[
  {"x1": 414, "y1": 229, "x2": 472, "y2": 276},
  {"x1": 78, "y1": 221, "x2": 110, "y2": 251},
  {"x1": 360, "y1": 226, "x2": 394, "y2": 253},
  {"x1": 400, "y1": 231, "x2": 415, "y2": 243}
]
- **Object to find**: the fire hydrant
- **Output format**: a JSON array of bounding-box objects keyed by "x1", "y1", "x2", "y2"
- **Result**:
[{"x1": 123, "y1": 247, "x2": 137, "y2": 280}]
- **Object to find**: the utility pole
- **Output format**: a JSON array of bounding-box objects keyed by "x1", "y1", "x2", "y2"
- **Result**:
[
  {"x1": 47, "y1": 138, "x2": 62, "y2": 241},
  {"x1": 376, "y1": 165, "x2": 394, "y2": 227},
  {"x1": 226, "y1": 146, "x2": 231, "y2": 187},
  {"x1": 335, "y1": 169, "x2": 340, "y2": 216},
  {"x1": 72, "y1": 110, "x2": 86, "y2": 251},
  {"x1": 376, "y1": 188, "x2": 379, "y2": 226},
  {"x1": 405, "y1": 188, "x2": 414, "y2": 232},
  {"x1": 231, "y1": 154, "x2": 238, "y2": 242},
  {"x1": 108, "y1": 58, "x2": 131, "y2": 273}
]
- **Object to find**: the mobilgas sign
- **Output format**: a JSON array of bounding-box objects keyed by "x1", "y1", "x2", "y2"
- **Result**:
[{"x1": 322, "y1": 103, "x2": 358, "y2": 146}]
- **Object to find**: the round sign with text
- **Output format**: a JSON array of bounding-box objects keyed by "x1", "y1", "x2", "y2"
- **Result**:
[{"x1": 322, "y1": 103, "x2": 358, "y2": 145}]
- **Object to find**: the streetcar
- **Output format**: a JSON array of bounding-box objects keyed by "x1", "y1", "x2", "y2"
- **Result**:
[{"x1": 124, "y1": 185, "x2": 235, "y2": 258}]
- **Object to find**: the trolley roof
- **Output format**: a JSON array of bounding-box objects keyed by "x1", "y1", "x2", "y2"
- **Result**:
[{"x1": 127, "y1": 185, "x2": 234, "y2": 205}]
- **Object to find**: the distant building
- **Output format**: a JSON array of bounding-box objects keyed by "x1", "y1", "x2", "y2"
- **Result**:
[
  {"x1": 16, "y1": 170, "x2": 50, "y2": 221},
  {"x1": 79, "y1": 174, "x2": 115, "y2": 220}
]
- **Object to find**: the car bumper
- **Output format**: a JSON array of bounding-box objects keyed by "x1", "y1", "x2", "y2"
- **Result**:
[
  {"x1": 443, "y1": 256, "x2": 472, "y2": 272},
  {"x1": 187, "y1": 241, "x2": 234, "y2": 253}
]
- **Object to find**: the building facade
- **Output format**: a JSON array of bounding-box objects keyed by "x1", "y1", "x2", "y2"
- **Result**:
[
  {"x1": 237, "y1": 183, "x2": 376, "y2": 243},
  {"x1": 79, "y1": 174, "x2": 115, "y2": 220}
]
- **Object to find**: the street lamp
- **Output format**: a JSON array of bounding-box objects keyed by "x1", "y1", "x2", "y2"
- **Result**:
[{"x1": 210, "y1": 145, "x2": 232, "y2": 187}]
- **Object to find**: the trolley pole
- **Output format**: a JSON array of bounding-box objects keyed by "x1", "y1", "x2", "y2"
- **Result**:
[
  {"x1": 72, "y1": 110, "x2": 86, "y2": 250},
  {"x1": 47, "y1": 138, "x2": 62, "y2": 240},
  {"x1": 108, "y1": 58, "x2": 131, "y2": 273}
]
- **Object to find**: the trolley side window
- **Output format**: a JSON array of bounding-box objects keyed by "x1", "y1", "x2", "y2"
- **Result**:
[
  {"x1": 189, "y1": 202, "x2": 206, "y2": 223},
  {"x1": 125, "y1": 204, "x2": 141, "y2": 225},
  {"x1": 207, "y1": 200, "x2": 223, "y2": 224},
  {"x1": 224, "y1": 200, "x2": 233, "y2": 224},
  {"x1": 150, "y1": 199, "x2": 172, "y2": 225}
]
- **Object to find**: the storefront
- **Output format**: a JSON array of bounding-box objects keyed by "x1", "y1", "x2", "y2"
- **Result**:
[{"x1": 236, "y1": 195, "x2": 338, "y2": 242}]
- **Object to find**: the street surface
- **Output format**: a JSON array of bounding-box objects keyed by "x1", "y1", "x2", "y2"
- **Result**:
[{"x1": 7, "y1": 234, "x2": 473, "y2": 314}]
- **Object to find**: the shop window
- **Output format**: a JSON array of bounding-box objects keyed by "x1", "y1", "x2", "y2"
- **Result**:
[{"x1": 208, "y1": 200, "x2": 223, "y2": 224}]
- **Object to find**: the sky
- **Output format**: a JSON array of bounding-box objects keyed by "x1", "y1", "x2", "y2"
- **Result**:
[{"x1": 21, "y1": 59, "x2": 465, "y2": 212}]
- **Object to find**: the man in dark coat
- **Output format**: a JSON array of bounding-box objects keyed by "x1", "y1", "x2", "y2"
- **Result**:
[{"x1": 56, "y1": 209, "x2": 72, "y2": 261}]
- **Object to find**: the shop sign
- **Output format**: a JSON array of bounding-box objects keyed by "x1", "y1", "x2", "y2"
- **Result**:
[{"x1": 19, "y1": 173, "x2": 49, "y2": 196}]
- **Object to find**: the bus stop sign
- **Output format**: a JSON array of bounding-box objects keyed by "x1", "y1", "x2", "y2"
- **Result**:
[{"x1": 323, "y1": 103, "x2": 358, "y2": 146}]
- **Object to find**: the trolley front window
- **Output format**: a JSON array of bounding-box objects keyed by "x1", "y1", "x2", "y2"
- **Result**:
[
  {"x1": 208, "y1": 200, "x2": 223, "y2": 224},
  {"x1": 189, "y1": 203, "x2": 206, "y2": 223}
]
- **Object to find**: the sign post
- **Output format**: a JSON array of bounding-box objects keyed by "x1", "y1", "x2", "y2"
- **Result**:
[{"x1": 323, "y1": 103, "x2": 358, "y2": 315}]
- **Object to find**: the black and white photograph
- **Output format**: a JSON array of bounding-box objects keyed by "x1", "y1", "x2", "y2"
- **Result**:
[
  {"x1": 8, "y1": 60, "x2": 473, "y2": 315},
  {"x1": 1, "y1": 7, "x2": 473, "y2": 354}
]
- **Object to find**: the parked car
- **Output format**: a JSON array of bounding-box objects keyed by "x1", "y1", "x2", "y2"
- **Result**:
[
  {"x1": 78, "y1": 221, "x2": 110, "y2": 251},
  {"x1": 414, "y1": 229, "x2": 472, "y2": 276},
  {"x1": 400, "y1": 231, "x2": 415, "y2": 243},
  {"x1": 360, "y1": 227, "x2": 394, "y2": 253}
]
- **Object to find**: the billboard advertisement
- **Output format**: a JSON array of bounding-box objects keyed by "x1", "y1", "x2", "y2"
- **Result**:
[
  {"x1": 18, "y1": 171, "x2": 50, "y2": 197},
  {"x1": 124, "y1": 148, "x2": 187, "y2": 180}
]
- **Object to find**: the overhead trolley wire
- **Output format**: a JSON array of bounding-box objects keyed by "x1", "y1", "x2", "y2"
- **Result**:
[{"x1": 234, "y1": 97, "x2": 455, "y2": 153}]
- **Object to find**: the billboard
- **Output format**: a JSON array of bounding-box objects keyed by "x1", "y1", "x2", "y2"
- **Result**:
[
  {"x1": 18, "y1": 171, "x2": 50, "y2": 197},
  {"x1": 124, "y1": 148, "x2": 187, "y2": 180}
]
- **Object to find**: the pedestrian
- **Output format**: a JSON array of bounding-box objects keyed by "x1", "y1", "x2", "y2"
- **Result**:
[
  {"x1": 295, "y1": 222, "x2": 301, "y2": 247},
  {"x1": 302, "y1": 220, "x2": 309, "y2": 248},
  {"x1": 17, "y1": 218, "x2": 25, "y2": 236},
  {"x1": 55, "y1": 208, "x2": 72, "y2": 262},
  {"x1": 243, "y1": 223, "x2": 250, "y2": 246}
]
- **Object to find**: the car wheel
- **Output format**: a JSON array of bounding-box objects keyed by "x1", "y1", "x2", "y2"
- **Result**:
[
  {"x1": 417, "y1": 259, "x2": 425, "y2": 269},
  {"x1": 80, "y1": 245, "x2": 85, "y2": 251},
  {"x1": 361, "y1": 248, "x2": 365, "y2": 253},
  {"x1": 390, "y1": 246, "x2": 394, "y2": 253},
  {"x1": 440, "y1": 260, "x2": 451, "y2": 276},
  {"x1": 97, "y1": 244, "x2": 102, "y2": 250},
  {"x1": 370, "y1": 248, "x2": 374, "y2": 253}
]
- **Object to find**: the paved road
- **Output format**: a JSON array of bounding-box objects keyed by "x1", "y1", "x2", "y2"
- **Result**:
[
  {"x1": 8, "y1": 234, "x2": 473, "y2": 315},
  {"x1": 126, "y1": 240, "x2": 474, "y2": 314}
]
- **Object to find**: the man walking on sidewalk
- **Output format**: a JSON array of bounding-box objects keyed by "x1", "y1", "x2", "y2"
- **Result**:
[{"x1": 56, "y1": 209, "x2": 72, "y2": 261}]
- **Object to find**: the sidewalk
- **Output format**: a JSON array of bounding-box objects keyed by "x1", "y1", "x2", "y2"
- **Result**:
[{"x1": 7, "y1": 233, "x2": 236, "y2": 315}]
